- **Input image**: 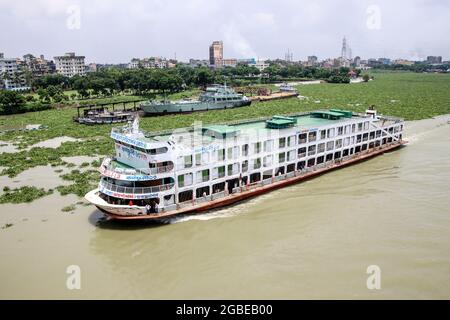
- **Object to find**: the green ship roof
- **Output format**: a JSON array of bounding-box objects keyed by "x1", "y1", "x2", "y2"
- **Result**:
[
  {"x1": 311, "y1": 109, "x2": 353, "y2": 120},
  {"x1": 266, "y1": 115, "x2": 296, "y2": 129},
  {"x1": 202, "y1": 125, "x2": 240, "y2": 138}
]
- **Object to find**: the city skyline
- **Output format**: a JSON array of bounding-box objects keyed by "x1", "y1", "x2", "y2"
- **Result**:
[{"x1": 1, "y1": 0, "x2": 449, "y2": 63}]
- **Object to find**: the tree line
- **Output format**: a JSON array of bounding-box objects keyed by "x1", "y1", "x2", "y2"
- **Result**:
[{"x1": 1, "y1": 64, "x2": 358, "y2": 114}]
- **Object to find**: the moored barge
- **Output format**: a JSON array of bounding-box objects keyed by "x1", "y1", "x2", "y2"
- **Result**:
[{"x1": 85, "y1": 108, "x2": 405, "y2": 220}]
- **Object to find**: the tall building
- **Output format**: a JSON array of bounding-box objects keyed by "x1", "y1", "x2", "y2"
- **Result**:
[
  {"x1": 285, "y1": 49, "x2": 293, "y2": 62},
  {"x1": 209, "y1": 41, "x2": 223, "y2": 67},
  {"x1": 426, "y1": 56, "x2": 442, "y2": 64},
  {"x1": 54, "y1": 52, "x2": 86, "y2": 77},
  {"x1": 0, "y1": 53, "x2": 29, "y2": 90}
]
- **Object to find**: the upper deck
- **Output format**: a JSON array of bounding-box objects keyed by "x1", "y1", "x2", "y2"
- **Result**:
[{"x1": 111, "y1": 110, "x2": 403, "y2": 151}]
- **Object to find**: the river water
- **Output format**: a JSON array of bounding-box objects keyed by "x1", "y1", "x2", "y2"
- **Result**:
[{"x1": 1, "y1": 115, "x2": 450, "y2": 299}]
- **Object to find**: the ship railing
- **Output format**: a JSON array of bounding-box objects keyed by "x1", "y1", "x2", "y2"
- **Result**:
[
  {"x1": 99, "y1": 179, "x2": 174, "y2": 194},
  {"x1": 102, "y1": 157, "x2": 174, "y2": 175}
]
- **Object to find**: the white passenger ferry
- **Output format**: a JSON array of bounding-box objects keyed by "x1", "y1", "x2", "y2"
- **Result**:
[{"x1": 85, "y1": 108, "x2": 405, "y2": 220}]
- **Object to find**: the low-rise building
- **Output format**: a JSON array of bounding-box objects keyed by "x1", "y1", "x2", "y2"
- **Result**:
[
  {"x1": 426, "y1": 56, "x2": 442, "y2": 64},
  {"x1": 54, "y1": 52, "x2": 86, "y2": 77},
  {"x1": 222, "y1": 58, "x2": 237, "y2": 68},
  {"x1": 249, "y1": 60, "x2": 269, "y2": 72},
  {"x1": 23, "y1": 54, "x2": 55, "y2": 77},
  {"x1": 0, "y1": 53, "x2": 30, "y2": 91},
  {"x1": 128, "y1": 57, "x2": 170, "y2": 69}
]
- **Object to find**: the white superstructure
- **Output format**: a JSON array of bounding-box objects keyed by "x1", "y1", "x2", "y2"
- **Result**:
[{"x1": 85, "y1": 108, "x2": 405, "y2": 219}]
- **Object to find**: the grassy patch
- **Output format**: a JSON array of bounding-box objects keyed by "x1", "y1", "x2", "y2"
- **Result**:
[
  {"x1": 57, "y1": 169, "x2": 100, "y2": 197},
  {"x1": 0, "y1": 186, "x2": 53, "y2": 204}
]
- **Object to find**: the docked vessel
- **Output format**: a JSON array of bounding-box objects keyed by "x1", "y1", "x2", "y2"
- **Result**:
[
  {"x1": 140, "y1": 84, "x2": 251, "y2": 116},
  {"x1": 85, "y1": 108, "x2": 405, "y2": 220},
  {"x1": 278, "y1": 83, "x2": 297, "y2": 92}
]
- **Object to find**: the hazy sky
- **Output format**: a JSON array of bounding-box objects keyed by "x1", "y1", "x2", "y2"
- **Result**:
[{"x1": 1, "y1": 0, "x2": 449, "y2": 63}]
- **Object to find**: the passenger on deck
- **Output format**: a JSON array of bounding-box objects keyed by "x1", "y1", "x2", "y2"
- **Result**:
[
  {"x1": 129, "y1": 200, "x2": 133, "y2": 206},
  {"x1": 145, "y1": 204, "x2": 151, "y2": 215}
]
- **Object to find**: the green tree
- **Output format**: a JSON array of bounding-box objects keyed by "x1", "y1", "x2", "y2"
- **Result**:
[
  {"x1": 0, "y1": 91, "x2": 26, "y2": 114},
  {"x1": 363, "y1": 74, "x2": 370, "y2": 82}
]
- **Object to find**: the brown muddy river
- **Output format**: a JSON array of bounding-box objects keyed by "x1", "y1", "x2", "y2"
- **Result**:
[{"x1": 1, "y1": 116, "x2": 450, "y2": 299}]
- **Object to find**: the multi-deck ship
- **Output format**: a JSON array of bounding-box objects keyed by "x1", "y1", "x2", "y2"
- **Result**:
[
  {"x1": 85, "y1": 108, "x2": 405, "y2": 220},
  {"x1": 140, "y1": 84, "x2": 251, "y2": 116}
]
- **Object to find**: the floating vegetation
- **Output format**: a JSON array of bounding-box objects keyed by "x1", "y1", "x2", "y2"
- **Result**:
[
  {"x1": 0, "y1": 186, "x2": 53, "y2": 204},
  {"x1": 57, "y1": 169, "x2": 100, "y2": 197},
  {"x1": 1, "y1": 223, "x2": 13, "y2": 229},
  {"x1": 61, "y1": 205, "x2": 76, "y2": 212}
]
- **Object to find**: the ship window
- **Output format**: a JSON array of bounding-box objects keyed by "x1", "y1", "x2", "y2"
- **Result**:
[
  {"x1": 212, "y1": 182, "x2": 225, "y2": 193},
  {"x1": 242, "y1": 144, "x2": 249, "y2": 157},
  {"x1": 287, "y1": 135, "x2": 295, "y2": 147},
  {"x1": 326, "y1": 141, "x2": 334, "y2": 151},
  {"x1": 196, "y1": 186, "x2": 210, "y2": 198},
  {"x1": 264, "y1": 140, "x2": 273, "y2": 152},
  {"x1": 183, "y1": 155, "x2": 193, "y2": 168},
  {"x1": 287, "y1": 163, "x2": 295, "y2": 173},
  {"x1": 327, "y1": 128, "x2": 335, "y2": 138},
  {"x1": 217, "y1": 149, "x2": 225, "y2": 161},
  {"x1": 279, "y1": 137, "x2": 286, "y2": 148},
  {"x1": 253, "y1": 158, "x2": 261, "y2": 170},
  {"x1": 318, "y1": 143, "x2": 325, "y2": 153},
  {"x1": 288, "y1": 150, "x2": 296, "y2": 161},
  {"x1": 298, "y1": 133, "x2": 307, "y2": 144},
  {"x1": 196, "y1": 169, "x2": 209, "y2": 183},
  {"x1": 217, "y1": 166, "x2": 225, "y2": 178},
  {"x1": 297, "y1": 161, "x2": 306, "y2": 170},
  {"x1": 263, "y1": 155, "x2": 273, "y2": 167},
  {"x1": 227, "y1": 163, "x2": 239, "y2": 176},
  {"x1": 195, "y1": 153, "x2": 201, "y2": 166},
  {"x1": 320, "y1": 130, "x2": 326, "y2": 139},
  {"x1": 148, "y1": 147, "x2": 168, "y2": 155},
  {"x1": 242, "y1": 160, "x2": 249, "y2": 173},
  {"x1": 335, "y1": 139, "x2": 342, "y2": 148},
  {"x1": 337, "y1": 127, "x2": 344, "y2": 135},
  {"x1": 278, "y1": 152, "x2": 286, "y2": 163},
  {"x1": 307, "y1": 158, "x2": 315, "y2": 167},
  {"x1": 298, "y1": 147, "x2": 306, "y2": 157},
  {"x1": 352, "y1": 124, "x2": 356, "y2": 133},
  {"x1": 308, "y1": 145, "x2": 316, "y2": 156},
  {"x1": 178, "y1": 190, "x2": 193, "y2": 203},
  {"x1": 308, "y1": 131, "x2": 317, "y2": 142},
  {"x1": 253, "y1": 142, "x2": 261, "y2": 154}
]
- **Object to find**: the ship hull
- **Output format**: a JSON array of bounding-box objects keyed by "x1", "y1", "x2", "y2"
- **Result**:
[
  {"x1": 87, "y1": 141, "x2": 406, "y2": 221},
  {"x1": 141, "y1": 99, "x2": 251, "y2": 116}
]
